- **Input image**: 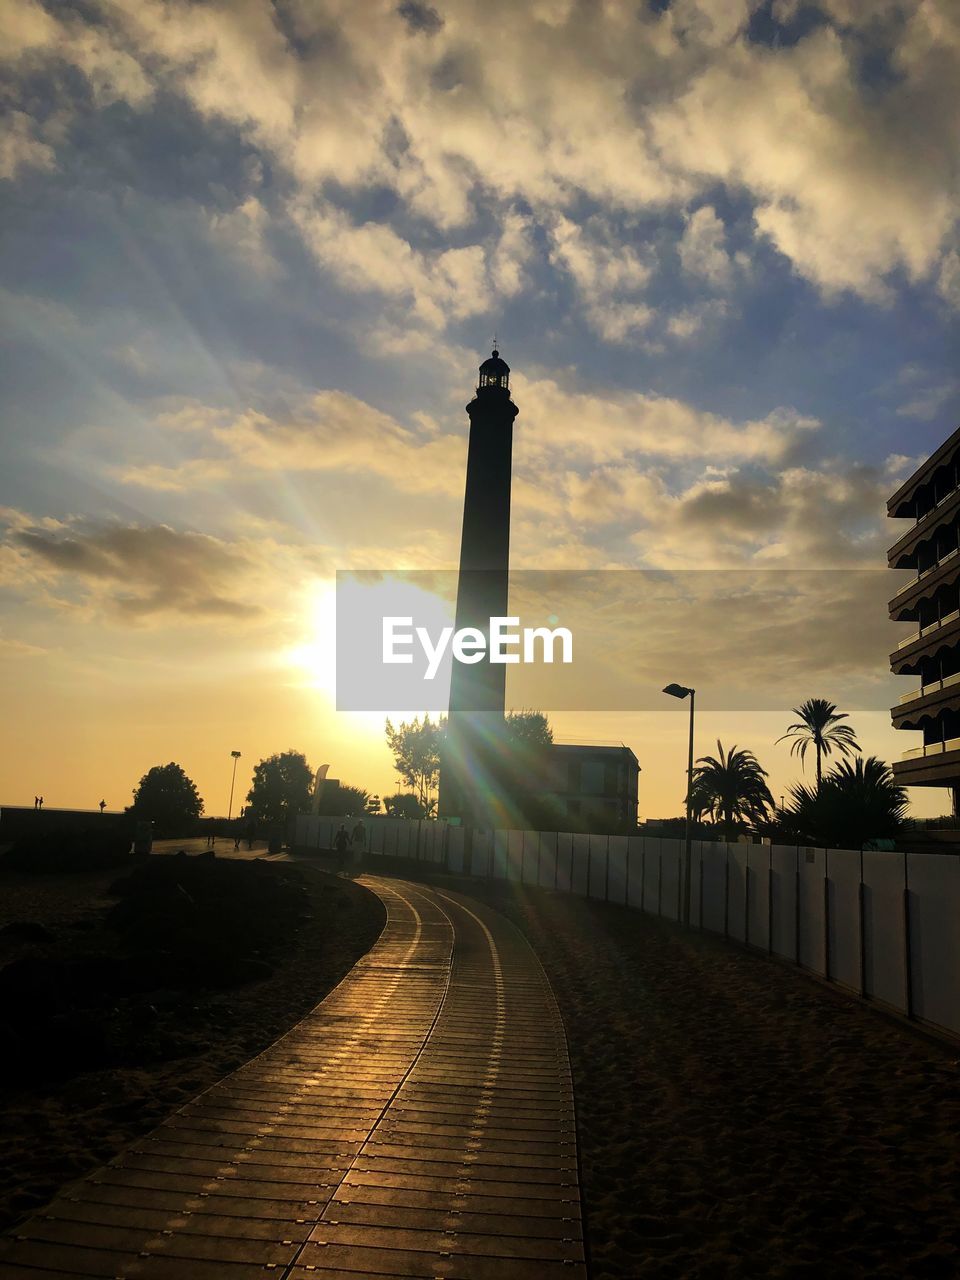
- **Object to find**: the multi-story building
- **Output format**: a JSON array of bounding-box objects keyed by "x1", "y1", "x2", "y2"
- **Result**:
[
  {"x1": 531, "y1": 743, "x2": 640, "y2": 833},
  {"x1": 888, "y1": 423, "x2": 960, "y2": 812}
]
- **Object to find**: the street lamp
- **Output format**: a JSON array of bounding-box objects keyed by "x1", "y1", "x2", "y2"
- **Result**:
[
  {"x1": 228, "y1": 750, "x2": 242, "y2": 821},
  {"x1": 662, "y1": 683, "x2": 695, "y2": 926}
]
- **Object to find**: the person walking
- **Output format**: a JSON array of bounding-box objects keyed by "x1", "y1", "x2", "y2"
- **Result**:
[
  {"x1": 99, "y1": 799, "x2": 106, "y2": 813},
  {"x1": 333, "y1": 823, "x2": 352, "y2": 873}
]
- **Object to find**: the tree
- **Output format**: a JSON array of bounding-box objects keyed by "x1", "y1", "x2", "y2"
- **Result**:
[
  {"x1": 504, "y1": 709, "x2": 553, "y2": 750},
  {"x1": 383, "y1": 792, "x2": 426, "y2": 819},
  {"x1": 246, "y1": 750, "x2": 313, "y2": 824},
  {"x1": 131, "y1": 762, "x2": 203, "y2": 833},
  {"x1": 776, "y1": 698, "x2": 861, "y2": 791},
  {"x1": 691, "y1": 741, "x2": 774, "y2": 840},
  {"x1": 385, "y1": 715, "x2": 444, "y2": 816},
  {"x1": 316, "y1": 783, "x2": 369, "y2": 816},
  {"x1": 787, "y1": 756, "x2": 908, "y2": 849}
]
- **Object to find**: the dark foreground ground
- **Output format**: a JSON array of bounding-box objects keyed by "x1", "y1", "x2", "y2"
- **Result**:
[
  {"x1": 0, "y1": 854, "x2": 385, "y2": 1230},
  {"x1": 2, "y1": 853, "x2": 959, "y2": 1278},
  {"x1": 453, "y1": 878, "x2": 960, "y2": 1280}
]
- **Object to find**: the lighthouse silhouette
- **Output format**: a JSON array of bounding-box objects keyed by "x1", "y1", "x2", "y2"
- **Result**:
[{"x1": 439, "y1": 348, "x2": 519, "y2": 825}]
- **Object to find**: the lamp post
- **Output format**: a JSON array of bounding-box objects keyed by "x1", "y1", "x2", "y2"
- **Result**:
[
  {"x1": 662, "y1": 683, "x2": 695, "y2": 926},
  {"x1": 228, "y1": 750, "x2": 242, "y2": 821}
]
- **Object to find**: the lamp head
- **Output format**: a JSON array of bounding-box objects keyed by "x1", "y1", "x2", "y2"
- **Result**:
[
  {"x1": 231, "y1": 750, "x2": 242, "y2": 758},
  {"x1": 662, "y1": 683, "x2": 693, "y2": 700}
]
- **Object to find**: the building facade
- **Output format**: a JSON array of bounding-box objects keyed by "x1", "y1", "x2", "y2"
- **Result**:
[
  {"x1": 888, "y1": 423, "x2": 960, "y2": 812},
  {"x1": 531, "y1": 743, "x2": 640, "y2": 833}
]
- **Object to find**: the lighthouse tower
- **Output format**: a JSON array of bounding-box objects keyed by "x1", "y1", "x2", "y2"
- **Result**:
[{"x1": 439, "y1": 349, "x2": 519, "y2": 822}]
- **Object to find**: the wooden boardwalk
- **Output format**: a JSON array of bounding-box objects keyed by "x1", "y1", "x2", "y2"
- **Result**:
[{"x1": 0, "y1": 878, "x2": 586, "y2": 1279}]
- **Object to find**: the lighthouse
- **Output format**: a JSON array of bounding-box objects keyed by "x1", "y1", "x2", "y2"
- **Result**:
[{"x1": 439, "y1": 349, "x2": 519, "y2": 823}]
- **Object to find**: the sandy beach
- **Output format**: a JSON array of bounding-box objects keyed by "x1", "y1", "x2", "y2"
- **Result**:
[
  {"x1": 448, "y1": 877, "x2": 960, "y2": 1279},
  {"x1": 0, "y1": 853, "x2": 385, "y2": 1230}
]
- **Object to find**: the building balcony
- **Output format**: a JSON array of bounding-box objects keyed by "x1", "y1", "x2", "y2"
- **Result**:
[
  {"x1": 892, "y1": 674, "x2": 960, "y2": 729},
  {"x1": 893, "y1": 738, "x2": 960, "y2": 789},
  {"x1": 890, "y1": 608, "x2": 960, "y2": 672},
  {"x1": 889, "y1": 549, "x2": 960, "y2": 618},
  {"x1": 888, "y1": 424, "x2": 960, "y2": 519},
  {"x1": 887, "y1": 487, "x2": 960, "y2": 568}
]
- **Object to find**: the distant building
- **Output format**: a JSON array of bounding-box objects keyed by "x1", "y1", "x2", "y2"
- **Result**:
[
  {"x1": 888, "y1": 423, "x2": 960, "y2": 813},
  {"x1": 530, "y1": 743, "x2": 640, "y2": 833}
]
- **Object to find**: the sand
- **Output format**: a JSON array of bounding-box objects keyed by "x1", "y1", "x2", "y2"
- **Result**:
[
  {"x1": 448, "y1": 879, "x2": 960, "y2": 1279},
  {"x1": 0, "y1": 855, "x2": 385, "y2": 1230}
]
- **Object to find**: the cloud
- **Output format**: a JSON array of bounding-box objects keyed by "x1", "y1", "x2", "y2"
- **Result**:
[
  {"x1": 938, "y1": 249, "x2": 960, "y2": 309},
  {"x1": 0, "y1": 111, "x2": 55, "y2": 179},
  {"x1": 677, "y1": 205, "x2": 732, "y2": 287},
  {"x1": 513, "y1": 376, "x2": 821, "y2": 467},
  {"x1": 650, "y1": 16, "x2": 960, "y2": 300},
  {"x1": 4, "y1": 514, "x2": 264, "y2": 620},
  {"x1": 114, "y1": 391, "x2": 465, "y2": 497},
  {"x1": 4, "y1": 0, "x2": 957, "y2": 323}
]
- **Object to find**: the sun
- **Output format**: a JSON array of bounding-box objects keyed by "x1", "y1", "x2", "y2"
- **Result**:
[{"x1": 283, "y1": 573, "x2": 454, "y2": 743}]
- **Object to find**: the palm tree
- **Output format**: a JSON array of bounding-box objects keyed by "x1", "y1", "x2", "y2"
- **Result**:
[
  {"x1": 786, "y1": 756, "x2": 908, "y2": 849},
  {"x1": 776, "y1": 698, "x2": 861, "y2": 791},
  {"x1": 692, "y1": 741, "x2": 775, "y2": 841}
]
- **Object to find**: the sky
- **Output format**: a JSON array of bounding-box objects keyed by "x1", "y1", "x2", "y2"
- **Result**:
[{"x1": 1, "y1": 0, "x2": 959, "y2": 820}]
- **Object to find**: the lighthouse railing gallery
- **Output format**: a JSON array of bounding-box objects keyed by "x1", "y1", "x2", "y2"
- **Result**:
[{"x1": 293, "y1": 813, "x2": 960, "y2": 1043}]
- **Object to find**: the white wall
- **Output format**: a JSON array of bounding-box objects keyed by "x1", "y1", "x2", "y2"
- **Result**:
[{"x1": 292, "y1": 813, "x2": 960, "y2": 1041}]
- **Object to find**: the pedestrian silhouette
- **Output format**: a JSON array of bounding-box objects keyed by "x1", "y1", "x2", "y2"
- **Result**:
[
  {"x1": 33, "y1": 796, "x2": 39, "y2": 811},
  {"x1": 99, "y1": 799, "x2": 106, "y2": 813},
  {"x1": 38, "y1": 796, "x2": 43, "y2": 810},
  {"x1": 334, "y1": 823, "x2": 352, "y2": 873}
]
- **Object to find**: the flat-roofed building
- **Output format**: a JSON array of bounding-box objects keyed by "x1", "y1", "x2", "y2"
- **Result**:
[
  {"x1": 532, "y1": 743, "x2": 640, "y2": 833},
  {"x1": 889, "y1": 423, "x2": 960, "y2": 811}
]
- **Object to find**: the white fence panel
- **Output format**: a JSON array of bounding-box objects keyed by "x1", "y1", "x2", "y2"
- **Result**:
[
  {"x1": 607, "y1": 836, "x2": 628, "y2": 905},
  {"x1": 660, "y1": 839, "x2": 682, "y2": 921},
  {"x1": 700, "y1": 843, "x2": 727, "y2": 935},
  {"x1": 770, "y1": 846, "x2": 798, "y2": 961},
  {"x1": 626, "y1": 837, "x2": 645, "y2": 909},
  {"x1": 571, "y1": 834, "x2": 590, "y2": 896},
  {"x1": 907, "y1": 853, "x2": 960, "y2": 1036},
  {"x1": 538, "y1": 832, "x2": 558, "y2": 889},
  {"x1": 555, "y1": 832, "x2": 573, "y2": 893},
  {"x1": 493, "y1": 829, "x2": 509, "y2": 879},
  {"x1": 862, "y1": 850, "x2": 906, "y2": 1011},
  {"x1": 747, "y1": 844, "x2": 770, "y2": 951},
  {"x1": 827, "y1": 848, "x2": 861, "y2": 990},
  {"x1": 642, "y1": 837, "x2": 660, "y2": 913},
  {"x1": 726, "y1": 845, "x2": 748, "y2": 942},
  {"x1": 507, "y1": 830, "x2": 524, "y2": 881},
  {"x1": 522, "y1": 831, "x2": 540, "y2": 885},
  {"x1": 589, "y1": 834, "x2": 609, "y2": 900},
  {"x1": 471, "y1": 828, "x2": 493, "y2": 879},
  {"x1": 447, "y1": 826, "x2": 464, "y2": 874},
  {"x1": 798, "y1": 847, "x2": 827, "y2": 976}
]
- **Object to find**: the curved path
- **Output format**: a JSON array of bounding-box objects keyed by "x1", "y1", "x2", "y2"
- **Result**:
[{"x1": 0, "y1": 877, "x2": 586, "y2": 1279}]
